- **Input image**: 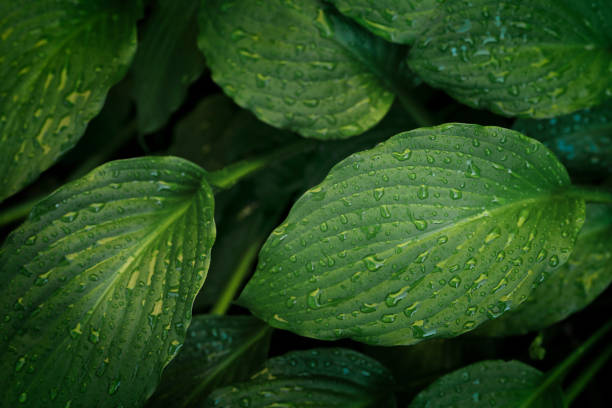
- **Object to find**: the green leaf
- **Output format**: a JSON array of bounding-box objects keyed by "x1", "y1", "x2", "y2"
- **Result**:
[
  {"x1": 479, "y1": 204, "x2": 612, "y2": 337},
  {"x1": 513, "y1": 100, "x2": 612, "y2": 177},
  {"x1": 239, "y1": 123, "x2": 585, "y2": 346},
  {"x1": 0, "y1": 157, "x2": 216, "y2": 407},
  {"x1": 205, "y1": 348, "x2": 397, "y2": 408},
  {"x1": 407, "y1": 0, "x2": 612, "y2": 118},
  {"x1": 147, "y1": 315, "x2": 271, "y2": 408},
  {"x1": 328, "y1": 0, "x2": 440, "y2": 44},
  {"x1": 170, "y1": 94, "x2": 298, "y2": 172},
  {"x1": 0, "y1": 0, "x2": 142, "y2": 203},
  {"x1": 197, "y1": 0, "x2": 409, "y2": 139},
  {"x1": 131, "y1": 0, "x2": 206, "y2": 134},
  {"x1": 408, "y1": 360, "x2": 564, "y2": 408}
]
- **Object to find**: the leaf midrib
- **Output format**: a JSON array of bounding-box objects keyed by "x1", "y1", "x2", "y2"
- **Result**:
[{"x1": 260, "y1": 190, "x2": 578, "y2": 314}]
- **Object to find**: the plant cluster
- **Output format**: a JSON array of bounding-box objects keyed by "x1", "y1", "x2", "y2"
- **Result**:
[{"x1": 0, "y1": 0, "x2": 611, "y2": 407}]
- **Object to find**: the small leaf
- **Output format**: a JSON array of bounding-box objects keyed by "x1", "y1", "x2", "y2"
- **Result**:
[
  {"x1": 514, "y1": 100, "x2": 612, "y2": 177},
  {"x1": 197, "y1": 0, "x2": 409, "y2": 139},
  {"x1": 480, "y1": 204, "x2": 612, "y2": 337},
  {"x1": 205, "y1": 348, "x2": 397, "y2": 408},
  {"x1": 132, "y1": 0, "x2": 206, "y2": 133},
  {"x1": 0, "y1": 157, "x2": 215, "y2": 407},
  {"x1": 147, "y1": 315, "x2": 271, "y2": 408},
  {"x1": 407, "y1": 0, "x2": 612, "y2": 118},
  {"x1": 239, "y1": 123, "x2": 585, "y2": 346},
  {"x1": 408, "y1": 360, "x2": 564, "y2": 407},
  {"x1": 329, "y1": 0, "x2": 440, "y2": 44},
  {"x1": 0, "y1": 0, "x2": 142, "y2": 203}
]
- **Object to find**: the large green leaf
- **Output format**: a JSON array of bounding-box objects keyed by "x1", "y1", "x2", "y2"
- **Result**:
[
  {"x1": 407, "y1": 0, "x2": 612, "y2": 118},
  {"x1": 0, "y1": 0, "x2": 141, "y2": 203},
  {"x1": 197, "y1": 0, "x2": 410, "y2": 139},
  {"x1": 0, "y1": 157, "x2": 216, "y2": 407},
  {"x1": 329, "y1": 0, "x2": 440, "y2": 44},
  {"x1": 513, "y1": 100, "x2": 612, "y2": 177},
  {"x1": 408, "y1": 360, "x2": 564, "y2": 407},
  {"x1": 205, "y1": 348, "x2": 397, "y2": 408},
  {"x1": 147, "y1": 315, "x2": 271, "y2": 408},
  {"x1": 239, "y1": 123, "x2": 585, "y2": 346},
  {"x1": 480, "y1": 204, "x2": 612, "y2": 337},
  {"x1": 131, "y1": 0, "x2": 206, "y2": 134}
]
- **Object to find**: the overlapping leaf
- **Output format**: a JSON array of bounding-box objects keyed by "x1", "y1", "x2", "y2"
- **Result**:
[
  {"x1": 148, "y1": 315, "x2": 271, "y2": 408},
  {"x1": 0, "y1": 157, "x2": 215, "y2": 407},
  {"x1": 329, "y1": 0, "x2": 440, "y2": 44},
  {"x1": 409, "y1": 360, "x2": 564, "y2": 407},
  {"x1": 197, "y1": 0, "x2": 410, "y2": 139},
  {"x1": 206, "y1": 348, "x2": 397, "y2": 407},
  {"x1": 169, "y1": 95, "x2": 415, "y2": 309},
  {"x1": 514, "y1": 100, "x2": 612, "y2": 177},
  {"x1": 131, "y1": 0, "x2": 206, "y2": 133},
  {"x1": 480, "y1": 204, "x2": 612, "y2": 336},
  {"x1": 239, "y1": 124, "x2": 585, "y2": 346},
  {"x1": 407, "y1": 0, "x2": 612, "y2": 118},
  {"x1": 0, "y1": 0, "x2": 141, "y2": 202}
]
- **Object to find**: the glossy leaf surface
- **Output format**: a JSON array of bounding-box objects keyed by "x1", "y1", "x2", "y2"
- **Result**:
[
  {"x1": 148, "y1": 315, "x2": 271, "y2": 408},
  {"x1": 514, "y1": 100, "x2": 612, "y2": 176},
  {"x1": 480, "y1": 204, "x2": 612, "y2": 336},
  {"x1": 131, "y1": 0, "x2": 206, "y2": 133},
  {"x1": 0, "y1": 0, "x2": 141, "y2": 202},
  {"x1": 409, "y1": 360, "x2": 564, "y2": 407},
  {"x1": 408, "y1": 0, "x2": 612, "y2": 118},
  {"x1": 0, "y1": 157, "x2": 216, "y2": 407},
  {"x1": 197, "y1": 0, "x2": 409, "y2": 139},
  {"x1": 206, "y1": 348, "x2": 397, "y2": 407},
  {"x1": 240, "y1": 124, "x2": 585, "y2": 346},
  {"x1": 329, "y1": 0, "x2": 440, "y2": 44}
]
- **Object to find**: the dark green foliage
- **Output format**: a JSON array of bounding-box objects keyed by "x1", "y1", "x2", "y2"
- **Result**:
[{"x1": 0, "y1": 0, "x2": 611, "y2": 407}]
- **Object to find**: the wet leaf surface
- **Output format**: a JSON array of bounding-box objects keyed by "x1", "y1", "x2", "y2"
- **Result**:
[{"x1": 240, "y1": 123, "x2": 585, "y2": 346}]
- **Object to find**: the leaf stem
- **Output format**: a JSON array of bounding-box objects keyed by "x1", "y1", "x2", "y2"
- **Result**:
[
  {"x1": 566, "y1": 186, "x2": 612, "y2": 204},
  {"x1": 565, "y1": 343, "x2": 612, "y2": 406},
  {"x1": 205, "y1": 139, "x2": 316, "y2": 190},
  {"x1": 210, "y1": 236, "x2": 265, "y2": 315},
  {"x1": 519, "y1": 319, "x2": 612, "y2": 408},
  {"x1": 395, "y1": 87, "x2": 435, "y2": 128}
]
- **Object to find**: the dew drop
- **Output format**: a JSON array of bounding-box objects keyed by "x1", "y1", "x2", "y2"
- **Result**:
[
  {"x1": 392, "y1": 148, "x2": 412, "y2": 161},
  {"x1": 373, "y1": 187, "x2": 385, "y2": 201},
  {"x1": 362, "y1": 255, "x2": 385, "y2": 271},
  {"x1": 465, "y1": 160, "x2": 481, "y2": 178}
]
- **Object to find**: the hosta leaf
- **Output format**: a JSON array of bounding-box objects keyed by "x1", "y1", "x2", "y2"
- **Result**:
[
  {"x1": 197, "y1": 0, "x2": 409, "y2": 139},
  {"x1": 408, "y1": 360, "x2": 564, "y2": 407},
  {"x1": 131, "y1": 0, "x2": 206, "y2": 134},
  {"x1": 514, "y1": 100, "x2": 612, "y2": 177},
  {"x1": 0, "y1": 157, "x2": 216, "y2": 408},
  {"x1": 329, "y1": 0, "x2": 440, "y2": 44},
  {"x1": 170, "y1": 94, "x2": 298, "y2": 172},
  {"x1": 147, "y1": 315, "x2": 271, "y2": 408},
  {"x1": 205, "y1": 348, "x2": 397, "y2": 408},
  {"x1": 239, "y1": 123, "x2": 585, "y2": 346},
  {"x1": 0, "y1": 0, "x2": 141, "y2": 203},
  {"x1": 480, "y1": 204, "x2": 612, "y2": 337},
  {"x1": 407, "y1": 0, "x2": 612, "y2": 118}
]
